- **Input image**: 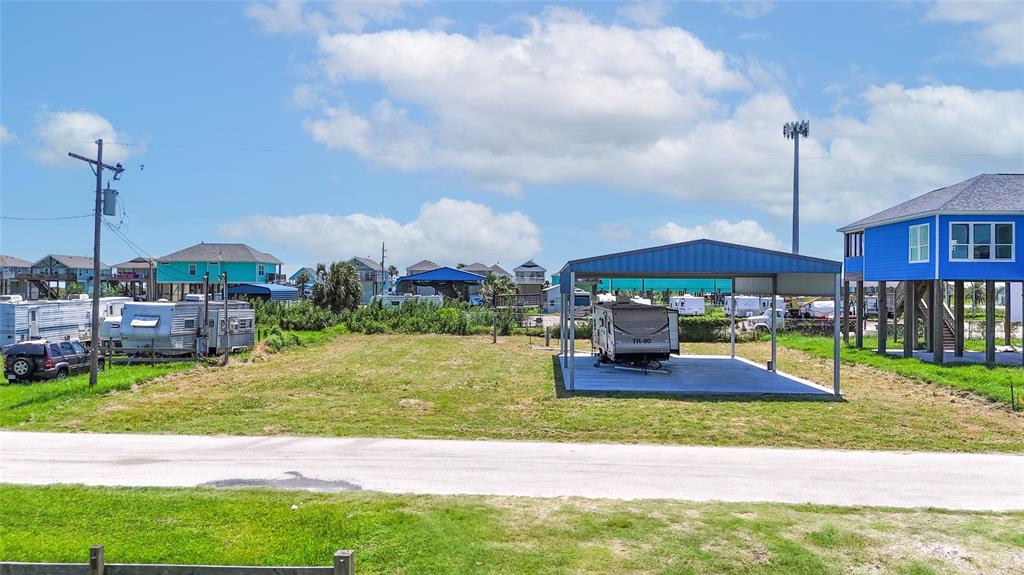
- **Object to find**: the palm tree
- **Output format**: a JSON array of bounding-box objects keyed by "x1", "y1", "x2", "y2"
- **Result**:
[
  {"x1": 312, "y1": 261, "x2": 362, "y2": 312},
  {"x1": 456, "y1": 263, "x2": 467, "y2": 269},
  {"x1": 387, "y1": 265, "x2": 399, "y2": 279},
  {"x1": 480, "y1": 272, "x2": 517, "y2": 305},
  {"x1": 967, "y1": 281, "x2": 985, "y2": 318},
  {"x1": 294, "y1": 270, "x2": 310, "y2": 299}
]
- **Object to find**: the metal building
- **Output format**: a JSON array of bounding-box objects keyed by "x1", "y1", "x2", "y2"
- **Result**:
[{"x1": 557, "y1": 239, "x2": 843, "y2": 395}]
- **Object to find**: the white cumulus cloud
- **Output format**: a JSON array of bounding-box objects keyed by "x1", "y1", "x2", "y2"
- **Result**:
[
  {"x1": 721, "y1": 2, "x2": 775, "y2": 20},
  {"x1": 247, "y1": 0, "x2": 412, "y2": 34},
  {"x1": 33, "y1": 111, "x2": 134, "y2": 167},
  {"x1": 928, "y1": 0, "x2": 1024, "y2": 66},
  {"x1": 617, "y1": 1, "x2": 671, "y2": 27},
  {"x1": 650, "y1": 219, "x2": 786, "y2": 251},
  {"x1": 218, "y1": 197, "x2": 542, "y2": 269},
  {"x1": 275, "y1": 6, "x2": 1023, "y2": 224}
]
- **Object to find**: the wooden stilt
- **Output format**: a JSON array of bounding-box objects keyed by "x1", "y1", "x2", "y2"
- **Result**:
[
  {"x1": 985, "y1": 281, "x2": 996, "y2": 365},
  {"x1": 932, "y1": 279, "x2": 944, "y2": 363},
  {"x1": 855, "y1": 280, "x2": 864, "y2": 348},
  {"x1": 877, "y1": 281, "x2": 887, "y2": 355},
  {"x1": 954, "y1": 281, "x2": 965, "y2": 357},
  {"x1": 903, "y1": 280, "x2": 915, "y2": 358},
  {"x1": 1005, "y1": 281, "x2": 1012, "y2": 346}
]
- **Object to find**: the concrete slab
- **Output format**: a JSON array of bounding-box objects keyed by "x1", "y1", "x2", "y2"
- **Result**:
[
  {"x1": 561, "y1": 354, "x2": 833, "y2": 396},
  {"x1": 886, "y1": 348, "x2": 1024, "y2": 367}
]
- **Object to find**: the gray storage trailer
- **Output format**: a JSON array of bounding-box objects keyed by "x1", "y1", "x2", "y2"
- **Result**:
[{"x1": 118, "y1": 300, "x2": 255, "y2": 356}]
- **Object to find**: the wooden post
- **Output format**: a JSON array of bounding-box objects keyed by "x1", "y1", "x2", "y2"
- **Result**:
[
  {"x1": 89, "y1": 545, "x2": 105, "y2": 575},
  {"x1": 986, "y1": 281, "x2": 996, "y2": 364},
  {"x1": 1005, "y1": 281, "x2": 1012, "y2": 346},
  {"x1": 842, "y1": 280, "x2": 850, "y2": 345},
  {"x1": 923, "y1": 281, "x2": 933, "y2": 352},
  {"x1": 932, "y1": 279, "x2": 944, "y2": 363},
  {"x1": 954, "y1": 281, "x2": 965, "y2": 357},
  {"x1": 333, "y1": 550, "x2": 355, "y2": 575},
  {"x1": 855, "y1": 280, "x2": 864, "y2": 348},
  {"x1": 903, "y1": 280, "x2": 915, "y2": 358},
  {"x1": 877, "y1": 281, "x2": 887, "y2": 355}
]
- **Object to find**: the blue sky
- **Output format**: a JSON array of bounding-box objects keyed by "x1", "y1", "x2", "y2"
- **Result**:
[{"x1": 2, "y1": 1, "x2": 1021, "y2": 276}]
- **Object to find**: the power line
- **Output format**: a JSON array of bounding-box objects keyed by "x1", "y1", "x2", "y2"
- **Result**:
[{"x1": 4, "y1": 212, "x2": 94, "y2": 221}]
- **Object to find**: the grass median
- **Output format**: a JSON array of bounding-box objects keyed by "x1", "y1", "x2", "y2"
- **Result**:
[{"x1": 2, "y1": 484, "x2": 1022, "y2": 575}]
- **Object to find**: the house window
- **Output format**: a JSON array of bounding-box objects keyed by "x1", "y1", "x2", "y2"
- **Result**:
[
  {"x1": 844, "y1": 232, "x2": 864, "y2": 258},
  {"x1": 909, "y1": 224, "x2": 929, "y2": 263},
  {"x1": 950, "y1": 222, "x2": 1014, "y2": 261},
  {"x1": 258, "y1": 264, "x2": 265, "y2": 276},
  {"x1": 188, "y1": 264, "x2": 197, "y2": 276}
]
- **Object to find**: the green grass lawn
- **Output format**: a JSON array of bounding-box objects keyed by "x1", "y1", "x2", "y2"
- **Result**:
[
  {"x1": 2, "y1": 484, "x2": 1021, "y2": 575},
  {"x1": 779, "y1": 334, "x2": 1023, "y2": 407},
  {"x1": 3, "y1": 333, "x2": 1020, "y2": 453},
  {"x1": 0, "y1": 362, "x2": 195, "y2": 429}
]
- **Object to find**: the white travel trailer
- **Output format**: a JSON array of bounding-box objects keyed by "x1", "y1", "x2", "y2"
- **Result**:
[
  {"x1": 118, "y1": 300, "x2": 255, "y2": 356},
  {"x1": 592, "y1": 302, "x2": 679, "y2": 366},
  {"x1": 801, "y1": 300, "x2": 835, "y2": 319},
  {"x1": 371, "y1": 294, "x2": 444, "y2": 308},
  {"x1": 726, "y1": 295, "x2": 785, "y2": 318},
  {"x1": 0, "y1": 296, "x2": 130, "y2": 347},
  {"x1": 668, "y1": 295, "x2": 706, "y2": 316}
]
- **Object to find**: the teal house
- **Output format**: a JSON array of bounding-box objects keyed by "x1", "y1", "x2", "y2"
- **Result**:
[{"x1": 157, "y1": 242, "x2": 283, "y2": 300}]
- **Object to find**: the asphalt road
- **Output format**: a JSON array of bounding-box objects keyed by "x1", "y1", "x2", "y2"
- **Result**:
[{"x1": 1, "y1": 431, "x2": 1021, "y2": 511}]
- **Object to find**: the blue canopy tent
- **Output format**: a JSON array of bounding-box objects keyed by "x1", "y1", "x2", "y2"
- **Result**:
[
  {"x1": 558, "y1": 239, "x2": 843, "y2": 395},
  {"x1": 395, "y1": 267, "x2": 486, "y2": 300},
  {"x1": 227, "y1": 282, "x2": 299, "y2": 301}
]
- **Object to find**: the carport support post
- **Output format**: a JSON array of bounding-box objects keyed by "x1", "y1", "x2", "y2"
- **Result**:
[
  {"x1": 833, "y1": 272, "x2": 841, "y2": 395},
  {"x1": 569, "y1": 271, "x2": 576, "y2": 391},
  {"x1": 770, "y1": 276, "x2": 777, "y2": 372},
  {"x1": 1005, "y1": 281, "x2": 1012, "y2": 346},
  {"x1": 729, "y1": 290, "x2": 736, "y2": 358},
  {"x1": 877, "y1": 281, "x2": 887, "y2": 355},
  {"x1": 560, "y1": 293, "x2": 567, "y2": 367}
]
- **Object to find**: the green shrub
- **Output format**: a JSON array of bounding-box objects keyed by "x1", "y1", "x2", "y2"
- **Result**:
[{"x1": 678, "y1": 316, "x2": 732, "y2": 342}]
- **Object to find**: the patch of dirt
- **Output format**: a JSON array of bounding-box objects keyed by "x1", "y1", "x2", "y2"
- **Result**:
[{"x1": 399, "y1": 398, "x2": 434, "y2": 412}]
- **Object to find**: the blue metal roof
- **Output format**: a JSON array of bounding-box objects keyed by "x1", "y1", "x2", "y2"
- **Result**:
[
  {"x1": 228, "y1": 282, "x2": 299, "y2": 301},
  {"x1": 559, "y1": 240, "x2": 841, "y2": 294},
  {"x1": 396, "y1": 267, "x2": 486, "y2": 288}
]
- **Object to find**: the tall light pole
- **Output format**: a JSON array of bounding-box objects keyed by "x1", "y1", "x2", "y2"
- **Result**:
[{"x1": 783, "y1": 120, "x2": 809, "y2": 255}]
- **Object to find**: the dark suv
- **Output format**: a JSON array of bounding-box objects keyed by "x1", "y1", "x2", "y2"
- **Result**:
[{"x1": 3, "y1": 340, "x2": 99, "y2": 382}]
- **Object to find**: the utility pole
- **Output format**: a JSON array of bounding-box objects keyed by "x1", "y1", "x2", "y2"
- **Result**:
[
  {"x1": 203, "y1": 273, "x2": 210, "y2": 353},
  {"x1": 69, "y1": 140, "x2": 124, "y2": 386},
  {"x1": 380, "y1": 242, "x2": 386, "y2": 296},
  {"x1": 783, "y1": 120, "x2": 809, "y2": 255},
  {"x1": 221, "y1": 272, "x2": 230, "y2": 366}
]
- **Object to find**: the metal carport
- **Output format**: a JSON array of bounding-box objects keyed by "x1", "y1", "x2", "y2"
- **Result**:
[{"x1": 557, "y1": 239, "x2": 844, "y2": 395}]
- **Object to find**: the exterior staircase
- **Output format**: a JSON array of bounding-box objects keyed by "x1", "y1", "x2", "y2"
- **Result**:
[{"x1": 893, "y1": 281, "x2": 956, "y2": 352}]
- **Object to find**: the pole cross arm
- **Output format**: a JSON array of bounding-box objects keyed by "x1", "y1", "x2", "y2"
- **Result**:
[{"x1": 68, "y1": 152, "x2": 125, "y2": 175}]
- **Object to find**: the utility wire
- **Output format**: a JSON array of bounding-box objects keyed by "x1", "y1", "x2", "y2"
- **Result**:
[{"x1": 1, "y1": 213, "x2": 94, "y2": 221}]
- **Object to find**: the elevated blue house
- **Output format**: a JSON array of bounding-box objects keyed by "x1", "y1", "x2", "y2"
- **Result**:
[{"x1": 838, "y1": 173, "x2": 1024, "y2": 364}]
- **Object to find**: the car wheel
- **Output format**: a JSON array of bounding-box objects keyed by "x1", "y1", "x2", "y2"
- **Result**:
[
  {"x1": 55, "y1": 368, "x2": 69, "y2": 380},
  {"x1": 11, "y1": 358, "x2": 32, "y2": 377}
]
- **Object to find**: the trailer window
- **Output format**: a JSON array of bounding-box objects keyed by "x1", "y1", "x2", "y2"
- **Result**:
[
  {"x1": 183, "y1": 319, "x2": 196, "y2": 329},
  {"x1": 130, "y1": 316, "x2": 160, "y2": 328}
]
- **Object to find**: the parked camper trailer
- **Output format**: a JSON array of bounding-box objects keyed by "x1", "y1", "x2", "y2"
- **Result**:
[
  {"x1": 118, "y1": 300, "x2": 255, "y2": 356},
  {"x1": 801, "y1": 300, "x2": 835, "y2": 319},
  {"x1": 0, "y1": 297, "x2": 130, "y2": 347},
  {"x1": 371, "y1": 294, "x2": 444, "y2": 307},
  {"x1": 668, "y1": 295, "x2": 705, "y2": 316},
  {"x1": 726, "y1": 295, "x2": 785, "y2": 317},
  {"x1": 592, "y1": 303, "x2": 679, "y2": 366}
]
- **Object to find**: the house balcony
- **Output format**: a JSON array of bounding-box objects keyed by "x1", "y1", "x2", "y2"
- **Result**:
[{"x1": 515, "y1": 276, "x2": 546, "y2": 285}]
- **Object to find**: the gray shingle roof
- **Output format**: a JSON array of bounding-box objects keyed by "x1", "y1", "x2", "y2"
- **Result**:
[
  {"x1": 0, "y1": 255, "x2": 33, "y2": 268},
  {"x1": 839, "y1": 174, "x2": 1024, "y2": 232},
  {"x1": 159, "y1": 243, "x2": 283, "y2": 265},
  {"x1": 348, "y1": 257, "x2": 381, "y2": 271},
  {"x1": 407, "y1": 259, "x2": 440, "y2": 272},
  {"x1": 489, "y1": 264, "x2": 511, "y2": 277},
  {"x1": 33, "y1": 254, "x2": 109, "y2": 269},
  {"x1": 514, "y1": 259, "x2": 545, "y2": 272},
  {"x1": 113, "y1": 257, "x2": 155, "y2": 269}
]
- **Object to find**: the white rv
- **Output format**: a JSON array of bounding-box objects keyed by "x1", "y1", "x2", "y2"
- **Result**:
[
  {"x1": 801, "y1": 300, "x2": 835, "y2": 319},
  {"x1": 726, "y1": 295, "x2": 785, "y2": 317},
  {"x1": 118, "y1": 300, "x2": 255, "y2": 356},
  {"x1": 371, "y1": 294, "x2": 444, "y2": 308},
  {"x1": 0, "y1": 297, "x2": 130, "y2": 347},
  {"x1": 592, "y1": 302, "x2": 679, "y2": 366},
  {"x1": 668, "y1": 295, "x2": 705, "y2": 316}
]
